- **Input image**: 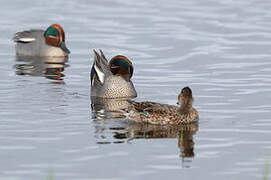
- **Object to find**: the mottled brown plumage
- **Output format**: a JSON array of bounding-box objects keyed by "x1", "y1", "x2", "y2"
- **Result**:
[{"x1": 128, "y1": 87, "x2": 199, "y2": 125}]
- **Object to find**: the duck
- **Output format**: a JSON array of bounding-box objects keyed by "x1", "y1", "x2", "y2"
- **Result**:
[
  {"x1": 127, "y1": 87, "x2": 199, "y2": 125},
  {"x1": 13, "y1": 24, "x2": 70, "y2": 57},
  {"x1": 90, "y1": 49, "x2": 137, "y2": 98}
]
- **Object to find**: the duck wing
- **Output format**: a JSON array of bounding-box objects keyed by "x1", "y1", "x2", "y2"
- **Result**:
[
  {"x1": 143, "y1": 104, "x2": 178, "y2": 115},
  {"x1": 130, "y1": 101, "x2": 160, "y2": 111},
  {"x1": 13, "y1": 29, "x2": 44, "y2": 43},
  {"x1": 131, "y1": 101, "x2": 177, "y2": 115},
  {"x1": 128, "y1": 101, "x2": 179, "y2": 125}
]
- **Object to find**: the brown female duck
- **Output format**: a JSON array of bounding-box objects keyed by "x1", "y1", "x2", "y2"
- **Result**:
[{"x1": 127, "y1": 87, "x2": 199, "y2": 125}]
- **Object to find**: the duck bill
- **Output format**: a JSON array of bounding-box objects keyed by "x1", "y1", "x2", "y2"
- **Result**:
[{"x1": 60, "y1": 42, "x2": 70, "y2": 54}]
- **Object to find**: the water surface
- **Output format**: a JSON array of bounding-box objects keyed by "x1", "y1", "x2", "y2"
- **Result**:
[{"x1": 0, "y1": 0, "x2": 271, "y2": 179}]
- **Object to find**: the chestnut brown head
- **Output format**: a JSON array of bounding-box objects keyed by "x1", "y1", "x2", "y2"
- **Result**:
[
  {"x1": 109, "y1": 55, "x2": 134, "y2": 80},
  {"x1": 44, "y1": 24, "x2": 70, "y2": 54}
]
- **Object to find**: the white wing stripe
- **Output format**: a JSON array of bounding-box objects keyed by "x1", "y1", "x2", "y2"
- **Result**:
[
  {"x1": 18, "y1": 38, "x2": 36, "y2": 42},
  {"x1": 94, "y1": 64, "x2": 105, "y2": 84}
]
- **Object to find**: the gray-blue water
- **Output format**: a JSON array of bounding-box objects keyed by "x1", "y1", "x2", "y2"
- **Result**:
[{"x1": 1, "y1": 0, "x2": 271, "y2": 179}]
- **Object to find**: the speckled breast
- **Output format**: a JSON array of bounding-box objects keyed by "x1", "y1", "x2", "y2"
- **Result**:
[{"x1": 91, "y1": 76, "x2": 137, "y2": 98}]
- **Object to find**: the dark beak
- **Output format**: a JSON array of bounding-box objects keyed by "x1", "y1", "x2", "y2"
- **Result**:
[
  {"x1": 60, "y1": 42, "x2": 70, "y2": 54},
  {"x1": 176, "y1": 102, "x2": 179, "y2": 105}
]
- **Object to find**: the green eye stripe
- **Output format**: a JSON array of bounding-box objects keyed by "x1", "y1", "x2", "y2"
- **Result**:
[
  {"x1": 113, "y1": 58, "x2": 130, "y2": 68},
  {"x1": 44, "y1": 27, "x2": 60, "y2": 37}
]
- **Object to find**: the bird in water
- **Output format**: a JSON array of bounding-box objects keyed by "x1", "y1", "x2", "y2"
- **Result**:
[
  {"x1": 90, "y1": 49, "x2": 137, "y2": 98},
  {"x1": 13, "y1": 24, "x2": 70, "y2": 57},
  {"x1": 127, "y1": 87, "x2": 198, "y2": 125}
]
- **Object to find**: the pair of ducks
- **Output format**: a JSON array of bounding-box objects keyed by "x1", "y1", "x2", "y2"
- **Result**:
[{"x1": 13, "y1": 24, "x2": 199, "y2": 125}]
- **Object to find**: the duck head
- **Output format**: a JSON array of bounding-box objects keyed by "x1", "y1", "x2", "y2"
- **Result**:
[
  {"x1": 44, "y1": 24, "x2": 70, "y2": 54},
  {"x1": 177, "y1": 87, "x2": 193, "y2": 112},
  {"x1": 109, "y1": 55, "x2": 134, "y2": 81}
]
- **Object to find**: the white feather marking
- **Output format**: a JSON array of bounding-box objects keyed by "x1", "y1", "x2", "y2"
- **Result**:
[
  {"x1": 94, "y1": 64, "x2": 105, "y2": 84},
  {"x1": 91, "y1": 76, "x2": 94, "y2": 85},
  {"x1": 18, "y1": 38, "x2": 36, "y2": 42}
]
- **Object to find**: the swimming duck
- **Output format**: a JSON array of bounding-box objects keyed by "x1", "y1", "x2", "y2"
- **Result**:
[
  {"x1": 13, "y1": 24, "x2": 70, "y2": 57},
  {"x1": 127, "y1": 87, "x2": 198, "y2": 125},
  {"x1": 90, "y1": 49, "x2": 137, "y2": 98}
]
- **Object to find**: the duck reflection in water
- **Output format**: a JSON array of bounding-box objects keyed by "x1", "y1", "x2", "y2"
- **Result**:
[
  {"x1": 14, "y1": 55, "x2": 69, "y2": 83},
  {"x1": 94, "y1": 120, "x2": 198, "y2": 167},
  {"x1": 91, "y1": 96, "x2": 132, "y2": 119}
]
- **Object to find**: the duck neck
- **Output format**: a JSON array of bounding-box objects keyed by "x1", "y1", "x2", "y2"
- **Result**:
[{"x1": 178, "y1": 99, "x2": 193, "y2": 114}]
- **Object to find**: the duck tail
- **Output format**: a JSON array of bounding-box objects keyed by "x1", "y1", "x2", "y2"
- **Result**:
[{"x1": 91, "y1": 49, "x2": 112, "y2": 85}]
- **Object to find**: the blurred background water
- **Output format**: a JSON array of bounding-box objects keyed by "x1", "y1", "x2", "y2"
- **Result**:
[{"x1": 1, "y1": 0, "x2": 271, "y2": 179}]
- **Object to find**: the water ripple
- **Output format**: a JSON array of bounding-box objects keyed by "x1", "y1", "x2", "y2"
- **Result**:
[{"x1": 1, "y1": 0, "x2": 271, "y2": 179}]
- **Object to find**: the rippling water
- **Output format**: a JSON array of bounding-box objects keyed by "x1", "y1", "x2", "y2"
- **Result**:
[{"x1": 1, "y1": 0, "x2": 271, "y2": 179}]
